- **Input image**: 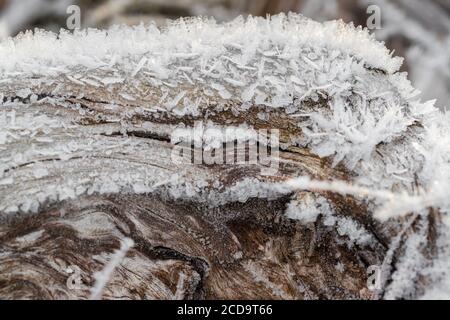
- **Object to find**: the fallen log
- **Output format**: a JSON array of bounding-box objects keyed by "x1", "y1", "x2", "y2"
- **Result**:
[{"x1": 0, "y1": 14, "x2": 448, "y2": 300}]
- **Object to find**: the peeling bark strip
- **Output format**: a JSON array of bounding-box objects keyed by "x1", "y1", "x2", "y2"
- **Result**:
[{"x1": 0, "y1": 14, "x2": 448, "y2": 299}]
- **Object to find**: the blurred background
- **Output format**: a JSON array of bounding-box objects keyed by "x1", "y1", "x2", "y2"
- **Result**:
[{"x1": 0, "y1": 0, "x2": 449, "y2": 108}]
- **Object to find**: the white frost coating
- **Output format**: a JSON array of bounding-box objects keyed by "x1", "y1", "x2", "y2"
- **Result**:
[
  {"x1": 279, "y1": 175, "x2": 450, "y2": 223},
  {"x1": 336, "y1": 217, "x2": 373, "y2": 248},
  {"x1": 286, "y1": 193, "x2": 331, "y2": 224},
  {"x1": 285, "y1": 193, "x2": 373, "y2": 247},
  {"x1": 419, "y1": 225, "x2": 450, "y2": 300},
  {"x1": 300, "y1": 96, "x2": 416, "y2": 169},
  {"x1": 90, "y1": 237, "x2": 134, "y2": 300},
  {"x1": 383, "y1": 219, "x2": 429, "y2": 300},
  {"x1": 0, "y1": 13, "x2": 417, "y2": 176},
  {"x1": 0, "y1": 13, "x2": 402, "y2": 76}
]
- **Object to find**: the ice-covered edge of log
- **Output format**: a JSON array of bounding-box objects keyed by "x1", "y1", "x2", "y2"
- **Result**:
[{"x1": 0, "y1": 13, "x2": 402, "y2": 76}]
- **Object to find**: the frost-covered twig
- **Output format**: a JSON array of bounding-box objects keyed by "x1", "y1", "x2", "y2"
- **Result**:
[
  {"x1": 89, "y1": 237, "x2": 134, "y2": 300},
  {"x1": 280, "y1": 176, "x2": 448, "y2": 222}
]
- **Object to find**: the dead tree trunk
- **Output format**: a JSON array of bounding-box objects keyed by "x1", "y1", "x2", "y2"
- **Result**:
[{"x1": 0, "y1": 14, "x2": 446, "y2": 299}]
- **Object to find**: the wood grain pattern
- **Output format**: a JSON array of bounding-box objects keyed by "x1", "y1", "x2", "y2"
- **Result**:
[{"x1": 0, "y1": 60, "x2": 434, "y2": 300}]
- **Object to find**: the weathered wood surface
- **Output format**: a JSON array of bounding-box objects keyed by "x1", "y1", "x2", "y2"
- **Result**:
[
  {"x1": 0, "y1": 75, "x2": 396, "y2": 299},
  {"x1": 0, "y1": 14, "x2": 442, "y2": 299}
]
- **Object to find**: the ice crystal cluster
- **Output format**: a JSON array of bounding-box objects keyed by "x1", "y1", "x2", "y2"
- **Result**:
[{"x1": 0, "y1": 13, "x2": 449, "y2": 299}]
